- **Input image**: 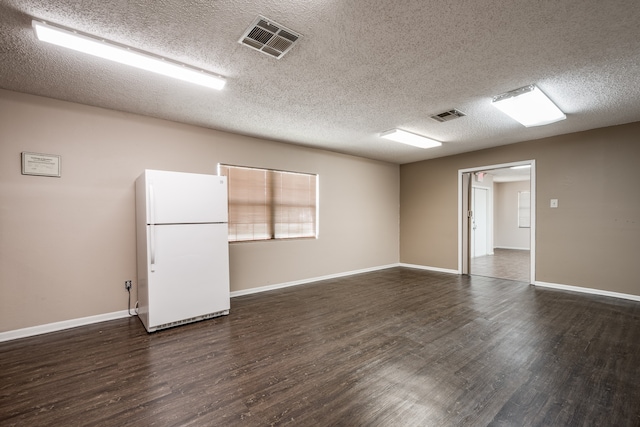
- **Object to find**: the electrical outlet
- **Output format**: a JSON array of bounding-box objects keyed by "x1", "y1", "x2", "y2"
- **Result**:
[{"x1": 125, "y1": 280, "x2": 132, "y2": 290}]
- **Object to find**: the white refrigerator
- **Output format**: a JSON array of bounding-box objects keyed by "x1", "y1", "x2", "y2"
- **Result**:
[{"x1": 135, "y1": 169, "x2": 230, "y2": 332}]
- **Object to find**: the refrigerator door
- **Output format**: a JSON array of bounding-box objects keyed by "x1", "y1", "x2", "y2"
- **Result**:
[
  {"x1": 145, "y1": 170, "x2": 228, "y2": 224},
  {"x1": 147, "y1": 223, "x2": 230, "y2": 328}
]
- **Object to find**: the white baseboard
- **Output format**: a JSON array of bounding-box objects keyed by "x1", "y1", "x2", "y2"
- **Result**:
[
  {"x1": 230, "y1": 263, "x2": 401, "y2": 298},
  {"x1": 0, "y1": 310, "x2": 133, "y2": 343},
  {"x1": 13, "y1": 263, "x2": 573, "y2": 342},
  {"x1": 535, "y1": 281, "x2": 640, "y2": 302},
  {"x1": 494, "y1": 246, "x2": 530, "y2": 251},
  {"x1": 398, "y1": 263, "x2": 459, "y2": 275},
  {"x1": 2, "y1": 265, "x2": 403, "y2": 342}
]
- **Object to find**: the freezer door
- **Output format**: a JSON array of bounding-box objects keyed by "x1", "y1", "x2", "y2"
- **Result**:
[
  {"x1": 144, "y1": 170, "x2": 228, "y2": 224},
  {"x1": 147, "y1": 223, "x2": 230, "y2": 328}
]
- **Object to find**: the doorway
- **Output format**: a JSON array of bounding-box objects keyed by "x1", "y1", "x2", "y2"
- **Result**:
[{"x1": 458, "y1": 161, "x2": 536, "y2": 284}]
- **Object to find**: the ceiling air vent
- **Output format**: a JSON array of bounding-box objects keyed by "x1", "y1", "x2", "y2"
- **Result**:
[
  {"x1": 430, "y1": 109, "x2": 466, "y2": 123},
  {"x1": 239, "y1": 16, "x2": 301, "y2": 59}
]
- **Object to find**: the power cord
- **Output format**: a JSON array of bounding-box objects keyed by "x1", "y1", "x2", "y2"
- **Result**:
[
  {"x1": 125, "y1": 280, "x2": 137, "y2": 316},
  {"x1": 127, "y1": 285, "x2": 133, "y2": 316}
]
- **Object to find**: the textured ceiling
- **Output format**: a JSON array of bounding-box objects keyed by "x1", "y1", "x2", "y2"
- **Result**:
[{"x1": 1, "y1": 0, "x2": 640, "y2": 164}]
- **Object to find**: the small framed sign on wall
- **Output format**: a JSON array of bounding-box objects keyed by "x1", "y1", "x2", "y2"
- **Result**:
[{"x1": 21, "y1": 152, "x2": 61, "y2": 177}]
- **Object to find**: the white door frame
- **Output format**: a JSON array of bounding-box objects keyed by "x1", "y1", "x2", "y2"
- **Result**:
[{"x1": 457, "y1": 160, "x2": 536, "y2": 284}]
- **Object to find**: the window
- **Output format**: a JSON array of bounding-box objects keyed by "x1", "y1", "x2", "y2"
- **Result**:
[
  {"x1": 518, "y1": 191, "x2": 531, "y2": 228},
  {"x1": 218, "y1": 164, "x2": 318, "y2": 242}
]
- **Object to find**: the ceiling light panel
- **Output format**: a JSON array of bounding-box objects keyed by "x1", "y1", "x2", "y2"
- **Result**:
[
  {"x1": 492, "y1": 85, "x2": 565, "y2": 127},
  {"x1": 32, "y1": 20, "x2": 226, "y2": 90},
  {"x1": 380, "y1": 129, "x2": 442, "y2": 149}
]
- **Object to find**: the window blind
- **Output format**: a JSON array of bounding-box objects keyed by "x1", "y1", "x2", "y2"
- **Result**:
[{"x1": 219, "y1": 165, "x2": 317, "y2": 242}]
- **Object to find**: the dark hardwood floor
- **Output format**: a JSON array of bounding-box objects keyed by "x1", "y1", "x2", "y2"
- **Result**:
[{"x1": 2, "y1": 268, "x2": 640, "y2": 426}]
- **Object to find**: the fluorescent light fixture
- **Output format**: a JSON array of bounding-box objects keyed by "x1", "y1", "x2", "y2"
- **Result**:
[
  {"x1": 492, "y1": 85, "x2": 565, "y2": 127},
  {"x1": 510, "y1": 165, "x2": 531, "y2": 170},
  {"x1": 379, "y1": 129, "x2": 442, "y2": 149},
  {"x1": 32, "y1": 20, "x2": 226, "y2": 90}
]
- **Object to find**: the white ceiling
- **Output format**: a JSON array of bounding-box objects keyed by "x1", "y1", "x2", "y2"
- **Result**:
[{"x1": 1, "y1": 0, "x2": 640, "y2": 164}]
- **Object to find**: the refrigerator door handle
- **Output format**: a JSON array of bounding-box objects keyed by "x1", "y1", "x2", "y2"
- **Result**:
[
  {"x1": 149, "y1": 182, "x2": 156, "y2": 225},
  {"x1": 150, "y1": 224, "x2": 156, "y2": 272},
  {"x1": 149, "y1": 182, "x2": 156, "y2": 272}
]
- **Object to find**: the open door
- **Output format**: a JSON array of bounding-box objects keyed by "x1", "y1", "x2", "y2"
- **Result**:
[
  {"x1": 461, "y1": 173, "x2": 472, "y2": 275},
  {"x1": 472, "y1": 187, "x2": 489, "y2": 258}
]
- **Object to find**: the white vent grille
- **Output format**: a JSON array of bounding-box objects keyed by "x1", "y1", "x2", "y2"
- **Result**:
[
  {"x1": 239, "y1": 16, "x2": 301, "y2": 59},
  {"x1": 152, "y1": 310, "x2": 229, "y2": 332},
  {"x1": 430, "y1": 109, "x2": 466, "y2": 122}
]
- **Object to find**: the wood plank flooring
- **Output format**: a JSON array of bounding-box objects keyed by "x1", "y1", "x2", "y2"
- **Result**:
[
  {"x1": 1, "y1": 268, "x2": 640, "y2": 426},
  {"x1": 471, "y1": 249, "x2": 530, "y2": 282}
]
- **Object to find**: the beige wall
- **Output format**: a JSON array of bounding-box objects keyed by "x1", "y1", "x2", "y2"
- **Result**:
[
  {"x1": 494, "y1": 180, "x2": 531, "y2": 250},
  {"x1": 0, "y1": 89, "x2": 400, "y2": 332},
  {"x1": 401, "y1": 121, "x2": 640, "y2": 296}
]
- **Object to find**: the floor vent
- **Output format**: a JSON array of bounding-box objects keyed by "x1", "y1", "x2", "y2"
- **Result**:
[
  {"x1": 430, "y1": 109, "x2": 466, "y2": 122},
  {"x1": 239, "y1": 16, "x2": 301, "y2": 59}
]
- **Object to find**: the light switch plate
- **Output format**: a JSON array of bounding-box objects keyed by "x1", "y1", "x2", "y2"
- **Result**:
[{"x1": 550, "y1": 199, "x2": 558, "y2": 208}]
